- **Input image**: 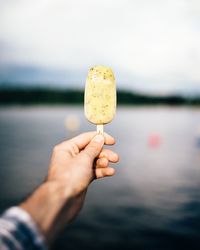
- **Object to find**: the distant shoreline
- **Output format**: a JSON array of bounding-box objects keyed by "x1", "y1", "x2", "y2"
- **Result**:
[{"x1": 0, "y1": 88, "x2": 200, "y2": 106}]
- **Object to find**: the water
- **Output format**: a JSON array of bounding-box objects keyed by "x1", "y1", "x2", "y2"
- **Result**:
[{"x1": 0, "y1": 106, "x2": 200, "y2": 250}]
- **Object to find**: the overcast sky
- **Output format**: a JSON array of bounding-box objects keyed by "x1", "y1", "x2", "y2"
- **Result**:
[{"x1": 0, "y1": 0, "x2": 200, "y2": 94}]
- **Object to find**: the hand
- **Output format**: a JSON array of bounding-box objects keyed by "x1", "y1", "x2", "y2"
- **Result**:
[
  {"x1": 21, "y1": 132, "x2": 119, "y2": 243},
  {"x1": 47, "y1": 131, "x2": 119, "y2": 195}
]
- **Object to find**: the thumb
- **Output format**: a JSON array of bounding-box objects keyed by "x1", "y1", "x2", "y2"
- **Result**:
[{"x1": 83, "y1": 134, "x2": 104, "y2": 160}]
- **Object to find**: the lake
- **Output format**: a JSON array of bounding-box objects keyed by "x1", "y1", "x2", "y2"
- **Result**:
[{"x1": 0, "y1": 106, "x2": 200, "y2": 250}]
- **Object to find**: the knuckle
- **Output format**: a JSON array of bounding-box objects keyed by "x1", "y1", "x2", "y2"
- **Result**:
[
  {"x1": 89, "y1": 144, "x2": 98, "y2": 152},
  {"x1": 83, "y1": 151, "x2": 92, "y2": 162}
]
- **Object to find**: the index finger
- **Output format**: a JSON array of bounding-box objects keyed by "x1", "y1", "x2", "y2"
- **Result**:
[{"x1": 69, "y1": 131, "x2": 115, "y2": 149}]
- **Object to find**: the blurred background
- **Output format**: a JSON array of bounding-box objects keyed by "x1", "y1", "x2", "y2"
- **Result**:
[{"x1": 1, "y1": 0, "x2": 200, "y2": 249}]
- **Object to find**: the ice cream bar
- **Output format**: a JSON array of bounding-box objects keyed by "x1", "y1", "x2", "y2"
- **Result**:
[{"x1": 84, "y1": 65, "x2": 116, "y2": 134}]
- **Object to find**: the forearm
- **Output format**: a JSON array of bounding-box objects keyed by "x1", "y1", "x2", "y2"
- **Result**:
[{"x1": 20, "y1": 180, "x2": 72, "y2": 244}]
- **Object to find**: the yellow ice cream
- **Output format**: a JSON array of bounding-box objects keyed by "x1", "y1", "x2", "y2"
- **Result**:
[{"x1": 84, "y1": 66, "x2": 116, "y2": 125}]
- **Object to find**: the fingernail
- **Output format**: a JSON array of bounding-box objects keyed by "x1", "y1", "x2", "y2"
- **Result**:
[{"x1": 93, "y1": 134, "x2": 104, "y2": 143}]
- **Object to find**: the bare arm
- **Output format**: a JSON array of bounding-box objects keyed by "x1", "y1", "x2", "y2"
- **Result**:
[{"x1": 20, "y1": 132, "x2": 119, "y2": 244}]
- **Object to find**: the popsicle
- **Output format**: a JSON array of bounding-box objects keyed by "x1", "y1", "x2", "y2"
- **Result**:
[{"x1": 84, "y1": 65, "x2": 116, "y2": 134}]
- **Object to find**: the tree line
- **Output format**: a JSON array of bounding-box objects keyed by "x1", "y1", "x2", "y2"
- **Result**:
[{"x1": 0, "y1": 88, "x2": 199, "y2": 105}]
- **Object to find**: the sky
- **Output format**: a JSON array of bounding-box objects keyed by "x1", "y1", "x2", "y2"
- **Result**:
[{"x1": 0, "y1": 0, "x2": 200, "y2": 94}]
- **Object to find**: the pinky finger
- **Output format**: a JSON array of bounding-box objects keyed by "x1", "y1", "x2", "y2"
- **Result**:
[{"x1": 94, "y1": 167, "x2": 116, "y2": 179}]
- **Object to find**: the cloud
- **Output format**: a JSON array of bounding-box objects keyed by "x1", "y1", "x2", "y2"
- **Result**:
[{"x1": 0, "y1": 0, "x2": 200, "y2": 93}]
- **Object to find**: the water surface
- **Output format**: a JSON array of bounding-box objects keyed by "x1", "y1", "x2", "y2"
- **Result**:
[{"x1": 0, "y1": 106, "x2": 200, "y2": 250}]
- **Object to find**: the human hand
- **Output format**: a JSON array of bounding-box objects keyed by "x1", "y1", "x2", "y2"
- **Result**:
[
  {"x1": 21, "y1": 132, "x2": 119, "y2": 243},
  {"x1": 47, "y1": 131, "x2": 119, "y2": 196}
]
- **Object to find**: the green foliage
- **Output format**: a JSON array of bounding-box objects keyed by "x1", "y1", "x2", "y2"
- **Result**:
[
  {"x1": 0, "y1": 88, "x2": 200, "y2": 105},
  {"x1": 0, "y1": 88, "x2": 83, "y2": 104}
]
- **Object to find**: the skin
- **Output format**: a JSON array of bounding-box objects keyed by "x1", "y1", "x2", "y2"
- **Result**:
[{"x1": 20, "y1": 132, "x2": 119, "y2": 245}]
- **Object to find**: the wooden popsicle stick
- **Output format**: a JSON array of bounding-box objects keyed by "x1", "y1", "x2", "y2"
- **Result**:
[{"x1": 97, "y1": 124, "x2": 104, "y2": 134}]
